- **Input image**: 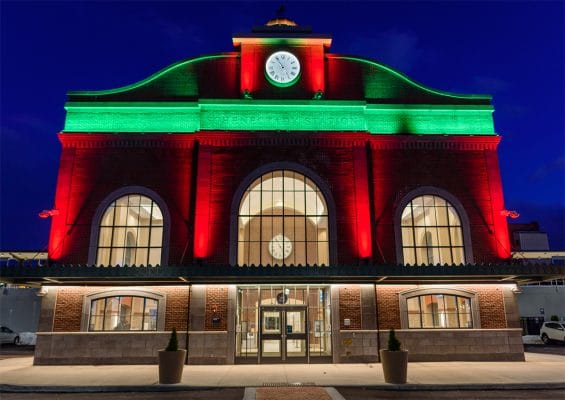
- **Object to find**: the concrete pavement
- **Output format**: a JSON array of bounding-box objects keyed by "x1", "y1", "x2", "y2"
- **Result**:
[{"x1": 0, "y1": 353, "x2": 564, "y2": 391}]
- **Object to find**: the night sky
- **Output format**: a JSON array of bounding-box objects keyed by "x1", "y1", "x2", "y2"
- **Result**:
[{"x1": 1, "y1": 1, "x2": 564, "y2": 251}]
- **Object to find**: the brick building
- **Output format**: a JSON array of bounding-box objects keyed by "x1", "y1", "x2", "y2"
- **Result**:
[{"x1": 5, "y1": 19, "x2": 564, "y2": 365}]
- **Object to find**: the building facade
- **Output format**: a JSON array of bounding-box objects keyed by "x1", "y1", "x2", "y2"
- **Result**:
[{"x1": 6, "y1": 19, "x2": 564, "y2": 365}]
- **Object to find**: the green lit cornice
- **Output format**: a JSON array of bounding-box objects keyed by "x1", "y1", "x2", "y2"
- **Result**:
[
  {"x1": 68, "y1": 54, "x2": 237, "y2": 99},
  {"x1": 331, "y1": 55, "x2": 492, "y2": 104},
  {"x1": 63, "y1": 100, "x2": 494, "y2": 135}
]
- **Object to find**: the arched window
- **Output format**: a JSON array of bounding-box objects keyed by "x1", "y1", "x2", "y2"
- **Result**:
[
  {"x1": 96, "y1": 194, "x2": 163, "y2": 266},
  {"x1": 399, "y1": 288, "x2": 479, "y2": 329},
  {"x1": 237, "y1": 170, "x2": 329, "y2": 266},
  {"x1": 400, "y1": 194, "x2": 466, "y2": 265},
  {"x1": 88, "y1": 295, "x2": 159, "y2": 331},
  {"x1": 406, "y1": 294, "x2": 473, "y2": 329}
]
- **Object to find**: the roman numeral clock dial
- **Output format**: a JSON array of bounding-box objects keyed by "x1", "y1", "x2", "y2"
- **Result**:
[{"x1": 265, "y1": 51, "x2": 301, "y2": 87}]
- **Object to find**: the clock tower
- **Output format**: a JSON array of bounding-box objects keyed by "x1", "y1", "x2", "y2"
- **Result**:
[{"x1": 232, "y1": 18, "x2": 332, "y2": 99}]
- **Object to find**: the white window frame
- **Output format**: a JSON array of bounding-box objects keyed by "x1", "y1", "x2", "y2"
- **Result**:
[
  {"x1": 81, "y1": 289, "x2": 166, "y2": 331},
  {"x1": 88, "y1": 186, "x2": 171, "y2": 266},
  {"x1": 398, "y1": 287, "x2": 481, "y2": 329},
  {"x1": 394, "y1": 186, "x2": 473, "y2": 265},
  {"x1": 228, "y1": 162, "x2": 338, "y2": 266}
]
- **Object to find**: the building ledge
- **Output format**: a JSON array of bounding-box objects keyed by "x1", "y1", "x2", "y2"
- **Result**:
[{"x1": 1, "y1": 263, "x2": 563, "y2": 286}]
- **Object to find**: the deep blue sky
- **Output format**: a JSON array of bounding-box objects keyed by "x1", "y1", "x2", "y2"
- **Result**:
[{"x1": 1, "y1": 1, "x2": 564, "y2": 251}]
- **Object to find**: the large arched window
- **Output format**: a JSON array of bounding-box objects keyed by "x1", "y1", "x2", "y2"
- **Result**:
[
  {"x1": 96, "y1": 194, "x2": 163, "y2": 266},
  {"x1": 400, "y1": 194, "x2": 466, "y2": 265},
  {"x1": 237, "y1": 170, "x2": 329, "y2": 266}
]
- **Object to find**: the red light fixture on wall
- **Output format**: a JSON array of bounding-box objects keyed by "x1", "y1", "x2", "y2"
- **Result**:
[
  {"x1": 39, "y1": 209, "x2": 59, "y2": 219},
  {"x1": 501, "y1": 209, "x2": 520, "y2": 219}
]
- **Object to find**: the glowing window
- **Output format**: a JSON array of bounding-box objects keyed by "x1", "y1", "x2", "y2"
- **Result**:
[
  {"x1": 237, "y1": 170, "x2": 329, "y2": 266},
  {"x1": 88, "y1": 296, "x2": 158, "y2": 331},
  {"x1": 406, "y1": 294, "x2": 473, "y2": 329},
  {"x1": 401, "y1": 195, "x2": 465, "y2": 265},
  {"x1": 96, "y1": 194, "x2": 163, "y2": 266}
]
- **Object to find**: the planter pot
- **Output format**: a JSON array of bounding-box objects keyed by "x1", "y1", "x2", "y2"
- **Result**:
[
  {"x1": 158, "y1": 349, "x2": 187, "y2": 384},
  {"x1": 379, "y1": 349, "x2": 408, "y2": 384}
]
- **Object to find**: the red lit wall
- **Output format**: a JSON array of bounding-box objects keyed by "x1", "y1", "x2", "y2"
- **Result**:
[
  {"x1": 49, "y1": 134, "x2": 195, "y2": 264},
  {"x1": 369, "y1": 135, "x2": 510, "y2": 263},
  {"x1": 238, "y1": 44, "x2": 325, "y2": 98},
  {"x1": 193, "y1": 145, "x2": 212, "y2": 258},
  {"x1": 49, "y1": 132, "x2": 510, "y2": 266},
  {"x1": 195, "y1": 132, "x2": 368, "y2": 265}
]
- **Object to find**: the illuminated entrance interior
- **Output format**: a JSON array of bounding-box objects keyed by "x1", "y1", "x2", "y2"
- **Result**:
[{"x1": 236, "y1": 285, "x2": 332, "y2": 363}]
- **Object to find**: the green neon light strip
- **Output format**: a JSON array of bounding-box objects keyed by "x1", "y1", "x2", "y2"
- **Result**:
[
  {"x1": 335, "y1": 56, "x2": 492, "y2": 101},
  {"x1": 68, "y1": 54, "x2": 235, "y2": 97},
  {"x1": 63, "y1": 100, "x2": 494, "y2": 135}
]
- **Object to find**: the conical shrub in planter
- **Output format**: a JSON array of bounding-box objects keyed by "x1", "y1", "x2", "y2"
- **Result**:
[
  {"x1": 158, "y1": 327, "x2": 187, "y2": 384},
  {"x1": 379, "y1": 328, "x2": 408, "y2": 384}
]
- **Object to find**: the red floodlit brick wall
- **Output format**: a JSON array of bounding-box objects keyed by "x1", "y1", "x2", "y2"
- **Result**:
[
  {"x1": 52, "y1": 286, "x2": 189, "y2": 332},
  {"x1": 475, "y1": 286, "x2": 507, "y2": 329},
  {"x1": 339, "y1": 286, "x2": 362, "y2": 329},
  {"x1": 205, "y1": 286, "x2": 228, "y2": 331},
  {"x1": 370, "y1": 136, "x2": 510, "y2": 264},
  {"x1": 238, "y1": 44, "x2": 325, "y2": 99},
  {"x1": 50, "y1": 134, "x2": 510, "y2": 267},
  {"x1": 49, "y1": 134, "x2": 195, "y2": 265},
  {"x1": 199, "y1": 132, "x2": 367, "y2": 265}
]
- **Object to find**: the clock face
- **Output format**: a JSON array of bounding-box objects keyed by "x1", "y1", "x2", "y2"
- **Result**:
[
  {"x1": 265, "y1": 51, "x2": 301, "y2": 87},
  {"x1": 268, "y1": 234, "x2": 293, "y2": 261}
]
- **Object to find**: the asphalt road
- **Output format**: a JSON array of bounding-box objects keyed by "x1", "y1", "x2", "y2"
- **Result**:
[
  {"x1": 524, "y1": 343, "x2": 565, "y2": 355},
  {"x1": 0, "y1": 344, "x2": 35, "y2": 359}
]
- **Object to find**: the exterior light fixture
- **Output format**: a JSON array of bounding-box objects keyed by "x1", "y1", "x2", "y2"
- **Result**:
[
  {"x1": 313, "y1": 89, "x2": 324, "y2": 100},
  {"x1": 38, "y1": 209, "x2": 59, "y2": 218},
  {"x1": 501, "y1": 209, "x2": 520, "y2": 218}
]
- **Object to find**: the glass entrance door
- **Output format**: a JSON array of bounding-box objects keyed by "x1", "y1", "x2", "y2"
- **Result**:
[{"x1": 260, "y1": 306, "x2": 307, "y2": 362}]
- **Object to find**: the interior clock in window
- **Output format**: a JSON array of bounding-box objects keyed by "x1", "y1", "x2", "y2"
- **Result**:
[
  {"x1": 268, "y1": 234, "x2": 293, "y2": 260},
  {"x1": 265, "y1": 51, "x2": 301, "y2": 87}
]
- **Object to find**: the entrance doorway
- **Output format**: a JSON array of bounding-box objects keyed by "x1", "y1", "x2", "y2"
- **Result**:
[
  {"x1": 260, "y1": 306, "x2": 307, "y2": 362},
  {"x1": 236, "y1": 285, "x2": 332, "y2": 364}
]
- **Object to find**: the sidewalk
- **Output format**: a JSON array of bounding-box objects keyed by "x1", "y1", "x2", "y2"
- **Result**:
[{"x1": 1, "y1": 353, "x2": 564, "y2": 391}]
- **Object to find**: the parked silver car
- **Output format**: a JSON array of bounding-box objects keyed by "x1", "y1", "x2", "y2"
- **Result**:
[
  {"x1": 540, "y1": 321, "x2": 565, "y2": 344},
  {"x1": 0, "y1": 326, "x2": 20, "y2": 345}
]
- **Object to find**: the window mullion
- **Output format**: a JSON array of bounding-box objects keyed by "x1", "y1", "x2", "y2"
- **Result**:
[
  {"x1": 410, "y1": 203, "x2": 417, "y2": 265},
  {"x1": 109, "y1": 202, "x2": 117, "y2": 266},
  {"x1": 282, "y1": 171, "x2": 285, "y2": 265},
  {"x1": 102, "y1": 298, "x2": 108, "y2": 331},
  {"x1": 418, "y1": 296, "x2": 423, "y2": 328},
  {"x1": 146, "y1": 202, "x2": 153, "y2": 266},
  {"x1": 259, "y1": 179, "x2": 263, "y2": 266},
  {"x1": 141, "y1": 297, "x2": 146, "y2": 331},
  {"x1": 303, "y1": 176, "x2": 307, "y2": 265}
]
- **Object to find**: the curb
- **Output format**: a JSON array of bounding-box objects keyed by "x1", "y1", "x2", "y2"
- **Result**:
[
  {"x1": 339, "y1": 383, "x2": 565, "y2": 391},
  {"x1": 2, "y1": 383, "x2": 565, "y2": 393},
  {"x1": 0, "y1": 385, "x2": 226, "y2": 393}
]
